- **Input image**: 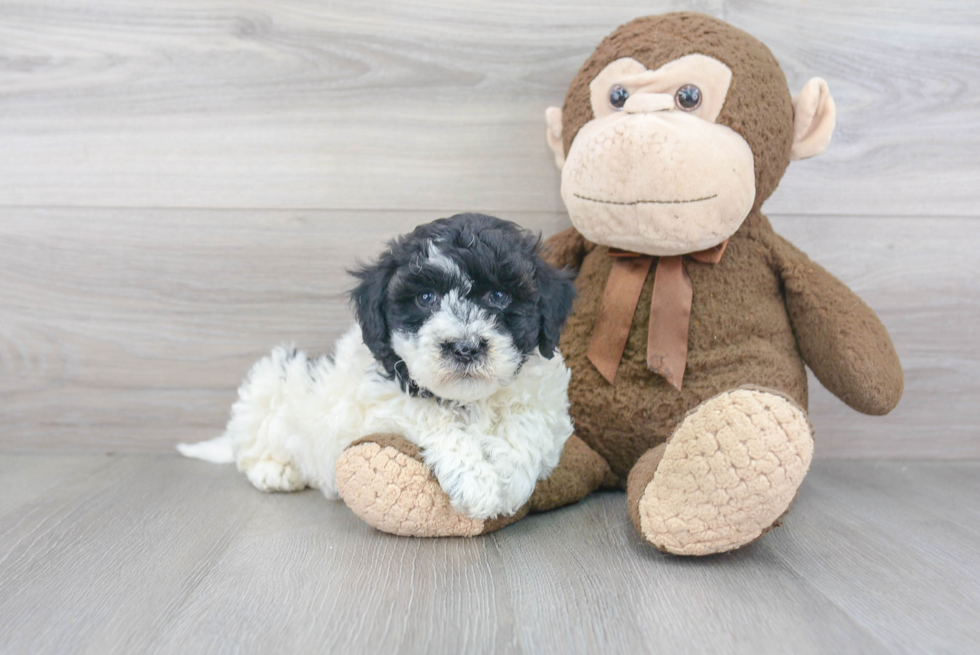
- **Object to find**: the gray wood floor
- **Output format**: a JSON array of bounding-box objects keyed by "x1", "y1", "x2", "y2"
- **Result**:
[{"x1": 0, "y1": 454, "x2": 978, "y2": 655}]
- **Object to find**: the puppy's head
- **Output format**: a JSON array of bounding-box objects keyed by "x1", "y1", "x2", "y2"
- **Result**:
[{"x1": 350, "y1": 213, "x2": 575, "y2": 403}]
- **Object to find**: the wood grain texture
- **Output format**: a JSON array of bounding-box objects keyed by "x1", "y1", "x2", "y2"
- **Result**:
[
  {"x1": 0, "y1": 455, "x2": 978, "y2": 654},
  {"x1": 0, "y1": 0, "x2": 977, "y2": 215},
  {"x1": 1, "y1": 1, "x2": 977, "y2": 457},
  {"x1": 1, "y1": 209, "x2": 975, "y2": 457}
]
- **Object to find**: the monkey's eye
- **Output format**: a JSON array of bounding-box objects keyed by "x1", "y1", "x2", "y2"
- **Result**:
[
  {"x1": 675, "y1": 84, "x2": 702, "y2": 111},
  {"x1": 416, "y1": 291, "x2": 440, "y2": 308},
  {"x1": 484, "y1": 290, "x2": 511, "y2": 309},
  {"x1": 608, "y1": 85, "x2": 629, "y2": 110}
]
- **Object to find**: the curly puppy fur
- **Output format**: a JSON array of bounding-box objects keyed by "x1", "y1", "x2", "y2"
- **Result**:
[{"x1": 179, "y1": 214, "x2": 577, "y2": 521}]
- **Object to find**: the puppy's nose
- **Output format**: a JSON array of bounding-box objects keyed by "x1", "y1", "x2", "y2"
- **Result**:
[{"x1": 442, "y1": 338, "x2": 488, "y2": 364}]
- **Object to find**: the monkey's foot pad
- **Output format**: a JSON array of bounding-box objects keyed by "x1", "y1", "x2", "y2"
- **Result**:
[
  {"x1": 335, "y1": 440, "x2": 485, "y2": 537},
  {"x1": 639, "y1": 388, "x2": 814, "y2": 556}
]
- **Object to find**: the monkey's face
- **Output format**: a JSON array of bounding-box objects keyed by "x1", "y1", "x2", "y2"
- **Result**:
[
  {"x1": 558, "y1": 54, "x2": 756, "y2": 256},
  {"x1": 547, "y1": 13, "x2": 837, "y2": 250}
]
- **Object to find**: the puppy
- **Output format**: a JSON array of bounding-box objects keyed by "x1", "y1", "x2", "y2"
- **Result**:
[{"x1": 179, "y1": 213, "x2": 577, "y2": 520}]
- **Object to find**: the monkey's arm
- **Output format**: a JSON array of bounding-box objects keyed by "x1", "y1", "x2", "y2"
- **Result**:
[
  {"x1": 541, "y1": 227, "x2": 595, "y2": 271},
  {"x1": 772, "y1": 234, "x2": 903, "y2": 415}
]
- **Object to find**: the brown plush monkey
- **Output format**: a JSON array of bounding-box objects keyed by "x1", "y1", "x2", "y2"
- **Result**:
[
  {"x1": 536, "y1": 12, "x2": 903, "y2": 554},
  {"x1": 335, "y1": 13, "x2": 903, "y2": 555}
]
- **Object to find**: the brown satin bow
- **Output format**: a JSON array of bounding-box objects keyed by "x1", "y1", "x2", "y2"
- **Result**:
[{"x1": 586, "y1": 240, "x2": 728, "y2": 391}]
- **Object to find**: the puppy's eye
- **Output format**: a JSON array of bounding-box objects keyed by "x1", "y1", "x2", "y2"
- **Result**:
[
  {"x1": 675, "y1": 84, "x2": 702, "y2": 111},
  {"x1": 608, "y1": 85, "x2": 629, "y2": 110},
  {"x1": 416, "y1": 291, "x2": 439, "y2": 308},
  {"x1": 484, "y1": 290, "x2": 511, "y2": 309}
]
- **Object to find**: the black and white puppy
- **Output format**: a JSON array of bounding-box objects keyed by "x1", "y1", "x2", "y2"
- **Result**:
[{"x1": 179, "y1": 214, "x2": 577, "y2": 520}]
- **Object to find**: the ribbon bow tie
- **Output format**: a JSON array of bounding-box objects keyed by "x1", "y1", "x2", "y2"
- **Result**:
[{"x1": 586, "y1": 240, "x2": 728, "y2": 391}]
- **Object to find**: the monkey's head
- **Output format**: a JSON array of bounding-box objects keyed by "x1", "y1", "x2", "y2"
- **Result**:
[{"x1": 545, "y1": 13, "x2": 836, "y2": 256}]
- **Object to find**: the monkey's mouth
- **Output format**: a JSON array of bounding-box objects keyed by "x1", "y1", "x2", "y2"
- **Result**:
[{"x1": 573, "y1": 193, "x2": 717, "y2": 206}]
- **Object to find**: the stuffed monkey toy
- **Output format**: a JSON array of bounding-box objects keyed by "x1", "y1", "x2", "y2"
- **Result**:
[
  {"x1": 336, "y1": 13, "x2": 902, "y2": 555},
  {"x1": 537, "y1": 12, "x2": 903, "y2": 555}
]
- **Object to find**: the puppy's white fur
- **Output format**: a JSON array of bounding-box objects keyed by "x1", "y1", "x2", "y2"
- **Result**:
[{"x1": 179, "y1": 324, "x2": 573, "y2": 520}]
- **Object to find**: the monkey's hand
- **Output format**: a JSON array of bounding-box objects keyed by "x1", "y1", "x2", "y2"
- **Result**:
[
  {"x1": 541, "y1": 226, "x2": 594, "y2": 272},
  {"x1": 774, "y1": 235, "x2": 903, "y2": 415}
]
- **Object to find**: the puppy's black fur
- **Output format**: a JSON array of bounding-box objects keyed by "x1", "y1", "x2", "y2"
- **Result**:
[{"x1": 349, "y1": 213, "x2": 576, "y2": 396}]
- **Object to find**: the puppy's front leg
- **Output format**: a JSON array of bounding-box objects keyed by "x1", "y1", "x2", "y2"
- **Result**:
[
  {"x1": 478, "y1": 411, "x2": 567, "y2": 519},
  {"x1": 419, "y1": 410, "x2": 565, "y2": 521},
  {"x1": 418, "y1": 430, "x2": 505, "y2": 521}
]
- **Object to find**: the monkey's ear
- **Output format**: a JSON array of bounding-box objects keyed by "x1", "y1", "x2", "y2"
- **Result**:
[
  {"x1": 544, "y1": 107, "x2": 565, "y2": 170},
  {"x1": 790, "y1": 78, "x2": 836, "y2": 161}
]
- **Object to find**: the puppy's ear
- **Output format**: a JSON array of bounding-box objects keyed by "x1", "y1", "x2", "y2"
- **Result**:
[
  {"x1": 348, "y1": 255, "x2": 395, "y2": 362},
  {"x1": 536, "y1": 261, "x2": 576, "y2": 359}
]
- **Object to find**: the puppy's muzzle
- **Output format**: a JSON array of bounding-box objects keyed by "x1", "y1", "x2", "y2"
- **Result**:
[{"x1": 441, "y1": 338, "x2": 489, "y2": 365}]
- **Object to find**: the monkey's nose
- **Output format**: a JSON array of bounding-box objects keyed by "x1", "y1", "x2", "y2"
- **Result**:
[
  {"x1": 442, "y1": 338, "x2": 489, "y2": 364},
  {"x1": 624, "y1": 93, "x2": 674, "y2": 114}
]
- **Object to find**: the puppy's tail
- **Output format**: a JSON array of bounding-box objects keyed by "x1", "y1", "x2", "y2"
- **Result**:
[{"x1": 177, "y1": 434, "x2": 234, "y2": 464}]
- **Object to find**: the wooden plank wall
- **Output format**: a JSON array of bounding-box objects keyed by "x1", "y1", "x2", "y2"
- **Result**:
[{"x1": 1, "y1": 1, "x2": 977, "y2": 458}]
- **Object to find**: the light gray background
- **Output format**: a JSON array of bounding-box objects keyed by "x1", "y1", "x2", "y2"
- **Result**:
[{"x1": 2, "y1": 0, "x2": 976, "y2": 458}]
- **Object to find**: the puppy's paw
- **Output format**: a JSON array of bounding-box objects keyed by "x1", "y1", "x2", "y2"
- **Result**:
[
  {"x1": 244, "y1": 457, "x2": 306, "y2": 493},
  {"x1": 336, "y1": 435, "x2": 491, "y2": 537},
  {"x1": 436, "y1": 466, "x2": 511, "y2": 521}
]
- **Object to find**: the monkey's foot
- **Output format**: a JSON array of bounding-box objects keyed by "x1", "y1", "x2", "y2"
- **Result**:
[
  {"x1": 628, "y1": 387, "x2": 813, "y2": 556},
  {"x1": 335, "y1": 434, "x2": 524, "y2": 537}
]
